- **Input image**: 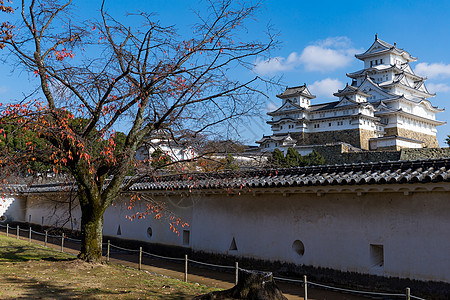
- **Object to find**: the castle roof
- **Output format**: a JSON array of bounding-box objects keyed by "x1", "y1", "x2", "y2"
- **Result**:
[
  {"x1": 277, "y1": 84, "x2": 316, "y2": 99},
  {"x1": 355, "y1": 35, "x2": 417, "y2": 62},
  {"x1": 333, "y1": 84, "x2": 372, "y2": 98},
  {"x1": 347, "y1": 64, "x2": 425, "y2": 81}
]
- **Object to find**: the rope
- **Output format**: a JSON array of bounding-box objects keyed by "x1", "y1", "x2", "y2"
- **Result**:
[
  {"x1": 188, "y1": 258, "x2": 234, "y2": 269},
  {"x1": 46, "y1": 234, "x2": 61, "y2": 238},
  {"x1": 65, "y1": 237, "x2": 81, "y2": 242},
  {"x1": 141, "y1": 250, "x2": 185, "y2": 262},
  {"x1": 273, "y1": 276, "x2": 304, "y2": 285},
  {"x1": 109, "y1": 244, "x2": 139, "y2": 253},
  {"x1": 308, "y1": 281, "x2": 406, "y2": 297},
  {"x1": 410, "y1": 296, "x2": 426, "y2": 300},
  {"x1": 30, "y1": 229, "x2": 45, "y2": 236}
]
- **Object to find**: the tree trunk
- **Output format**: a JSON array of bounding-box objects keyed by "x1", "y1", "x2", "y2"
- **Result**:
[
  {"x1": 78, "y1": 205, "x2": 104, "y2": 263},
  {"x1": 193, "y1": 269, "x2": 287, "y2": 300}
]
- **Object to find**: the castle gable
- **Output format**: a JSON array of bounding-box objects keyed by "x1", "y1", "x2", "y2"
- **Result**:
[
  {"x1": 359, "y1": 77, "x2": 394, "y2": 100},
  {"x1": 268, "y1": 101, "x2": 303, "y2": 116},
  {"x1": 335, "y1": 97, "x2": 358, "y2": 107}
]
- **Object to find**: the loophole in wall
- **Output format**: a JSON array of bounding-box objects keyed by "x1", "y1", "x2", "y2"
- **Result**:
[
  {"x1": 292, "y1": 240, "x2": 305, "y2": 256},
  {"x1": 147, "y1": 227, "x2": 153, "y2": 238}
]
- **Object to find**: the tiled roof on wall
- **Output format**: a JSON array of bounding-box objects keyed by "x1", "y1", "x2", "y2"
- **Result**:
[{"x1": 128, "y1": 158, "x2": 450, "y2": 191}]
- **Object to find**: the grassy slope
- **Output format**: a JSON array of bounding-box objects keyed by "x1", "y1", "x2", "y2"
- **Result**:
[{"x1": 0, "y1": 235, "x2": 218, "y2": 299}]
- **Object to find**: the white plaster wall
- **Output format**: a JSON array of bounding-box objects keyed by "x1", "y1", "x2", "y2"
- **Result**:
[
  {"x1": 1, "y1": 196, "x2": 26, "y2": 222},
  {"x1": 397, "y1": 139, "x2": 421, "y2": 148},
  {"x1": 25, "y1": 195, "x2": 81, "y2": 229},
  {"x1": 190, "y1": 191, "x2": 450, "y2": 282},
  {"x1": 411, "y1": 104, "x2": 434, "y2": 120},
  {"x1": 103, "y1": 195, "x2": 194, "y2": 246},
  {"x1": 396, "y1": 117, "x2": 435, "y2": 135}
]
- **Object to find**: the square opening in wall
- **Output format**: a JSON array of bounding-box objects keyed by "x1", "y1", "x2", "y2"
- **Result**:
[
  {"x1": 370, "y1": 244, "x2": 384, "y2": 267},
  {"x1": 183, "y1": 230, "x2": 190, "y2": 245}
]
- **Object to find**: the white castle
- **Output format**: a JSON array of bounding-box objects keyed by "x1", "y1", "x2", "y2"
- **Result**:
[{"x1": 257, "y1": 35, "x2": 446, "y2": 151}]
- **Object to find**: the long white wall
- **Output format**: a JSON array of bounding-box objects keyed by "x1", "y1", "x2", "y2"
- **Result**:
[{"x1": 8, "y1": 187, "x2": 450, "y2": 283}]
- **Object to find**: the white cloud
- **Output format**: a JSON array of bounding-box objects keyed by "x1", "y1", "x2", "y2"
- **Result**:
[
  {"x1": 299, "y1": 37, "x2": 361, "y2": 72},
  {"x1": 415, "y1": 63, "x2": 450, "y2": 79},
  {"x1": 253, "y1": 36, "x2": 361, "y2": 75},
  {"x1": 309, "y1": 78, "x2": 343, "y2": 98},
  {"x1": 426, "y1": 83, "x2": 450, "y2": 93},
  {"x1": 266, "y1": 101, "x2": 278, "y2": 112},
  {"x1": 253, "y1": 52, "x2": 301, "y2": 76},
  {"x1": 0, "y1": 86, "x2": 7, "y2": 94}
]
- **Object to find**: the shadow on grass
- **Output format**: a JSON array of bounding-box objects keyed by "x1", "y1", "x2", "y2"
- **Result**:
[
  {"x1": 3, "y1": 275, "x2": 196, "y2": 300},
  {"x1": 3, "y1": 276, "x2": 127, "y2": 299},
  {"x1": 0, "y1": 246, "x2": 75, "y2": 262}
]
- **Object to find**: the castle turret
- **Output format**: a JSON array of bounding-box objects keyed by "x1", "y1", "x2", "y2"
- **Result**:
[{"x1": 276, "y1": 84, "x2": 316, "y2": 109}]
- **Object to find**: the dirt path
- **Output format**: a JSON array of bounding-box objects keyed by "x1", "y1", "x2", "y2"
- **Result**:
[{"x1": 0, "y1": 228, "x2": 372, "y2": 300}]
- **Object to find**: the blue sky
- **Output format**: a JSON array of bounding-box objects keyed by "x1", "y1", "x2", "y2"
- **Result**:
[{"x1": 1, "y1": 0, "x2": 449, "y2": 146}]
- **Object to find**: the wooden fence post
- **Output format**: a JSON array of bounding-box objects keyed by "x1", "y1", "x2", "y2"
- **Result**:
[
  {"x1": 139, "y1": 247, "x2": 142, "y2": 270},
  {"x1": 16, "y1": 225, "x2": 19, "y2": 239},
  {"x1": 107, "y1": 240, "x2": 110, "y2": 263},
  {"x1": 44, "y1": 231, "x2": 48, "y2": 247},
  {"x1": 61, "y1": 233, "x2": 64, "y2": 252},
  {"x1": 29, "y1": 227, "x2": 32, "y2": 243},
  {"x1": 6, "y1": 224, "x2": 8, "y2": 236},
  {"x1": 406, "y1": 287, "x2": 410, "y2": 300},
  {"x1": 304, "y1": 275, "x2": 308, "y2": 300},
  {"x1": 184, "y1": 254, "x2": 188, "y2": 282},
  {"x1": 235, "y1": 262, "x2": 239, "y2": 285}
]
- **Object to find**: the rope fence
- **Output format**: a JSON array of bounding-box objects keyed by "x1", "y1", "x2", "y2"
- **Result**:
[{"x1": 0, "y1": 223, "x2": 427, "y2": 300}]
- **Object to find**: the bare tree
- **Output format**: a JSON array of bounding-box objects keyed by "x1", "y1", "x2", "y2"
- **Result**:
[{"x1": 0, "y1": 0, "x2": 274, "y2": 262}]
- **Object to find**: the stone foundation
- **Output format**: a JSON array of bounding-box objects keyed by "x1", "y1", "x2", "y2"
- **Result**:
[
  {"x1": 292, "y1": 129, "x2": 377, "y2": 150},
  {"x1": 384, "y1": 127, "x2": 439, "y2": 148}
]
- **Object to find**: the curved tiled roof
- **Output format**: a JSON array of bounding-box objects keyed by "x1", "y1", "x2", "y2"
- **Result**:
[
  {"x1": 11, "y1": 159, "x2": 449, "y2": 195},
  {"x1": 127, "y1": 159, "x2": 450, "y2": 191}
]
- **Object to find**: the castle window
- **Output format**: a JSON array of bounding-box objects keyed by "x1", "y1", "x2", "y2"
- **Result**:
[
  {"x1": 292, "y1": 240, "x2": 305, "y2": 257},
  {"x1": 370, "y1": 244, "x2": 384, "y2": 267},
  {"x1": 183, "y1": 230, "x2": 190, "y2": 245},
  {"x1": 370, "y1": 61, "x2": 373, "y2": 67},
  {"x1": 329, "y1": 123, "x2": 331, "y2": 127}
]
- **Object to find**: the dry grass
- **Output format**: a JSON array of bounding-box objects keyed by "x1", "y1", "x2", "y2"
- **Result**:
[{"x1": 0, "y1": 235, "x2": 219, "y2": 299}]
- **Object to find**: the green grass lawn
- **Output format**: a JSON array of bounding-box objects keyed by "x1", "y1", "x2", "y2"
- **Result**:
[{"x1": 0, "y1": 235, "x2": 219, "y2": 299}]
